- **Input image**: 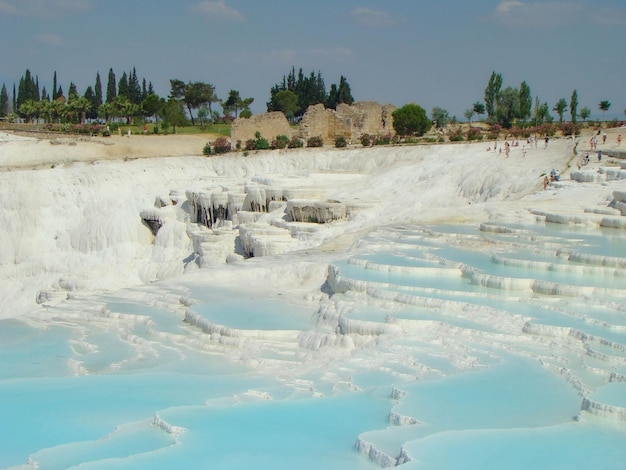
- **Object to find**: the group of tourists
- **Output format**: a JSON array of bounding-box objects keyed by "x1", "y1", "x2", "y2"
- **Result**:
[{"x1": 486, "y1": 139, "x2": 528, "y2": 157}]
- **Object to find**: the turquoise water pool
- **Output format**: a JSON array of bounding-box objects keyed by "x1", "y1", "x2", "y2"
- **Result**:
[{"x1": 2, "y1": 221, "x2": 626, "y2": 469}]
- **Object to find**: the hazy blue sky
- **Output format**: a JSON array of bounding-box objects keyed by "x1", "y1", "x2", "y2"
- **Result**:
[{"x1": 1, "y1": 0, "x2": 625, "y2": 120}]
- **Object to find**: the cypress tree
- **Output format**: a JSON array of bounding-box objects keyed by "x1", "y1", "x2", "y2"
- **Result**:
[
  {"x1": 118, "y1": 71, "x2": 129, "y2": 99},
  {"x1": 106, "y1": 68, "x2": 116, "y2": 103},
  {"x1": 17, "y1": 69, "x2": 38, "y2": 110},
  {"x1": 337, "y1": 76, "x2": 353, "y2": 105},
  {"x1": 570, "y1": 89, "x2": 578, "y2": 124},
  {"x1": 84, "y1": 86, "x2": 97, "y2": 120},
  {"x1": 17, "y1": 76, "x2": 25, "y2": 111},
  {"x1": 52, "y1": 71, "x2": 58, "y2": 100},
  {"x1": 68, "y1": 82, "x2": 78, "y2": 100},
  {"x1": 0, "y1": 84, "x2": 9, "y2": 117},
  {"x1": 519, "y1": 81, "x2": 532, "y2": 123},
  {"x1": 129, "y1": 67, "x2": 141, "y2": 104},
  {"x1": 95, "y1": 72, "x2": 103, "y2": 108},
  {"x1": 326, "y1": 84, "x2": 339, "y2": 109}
]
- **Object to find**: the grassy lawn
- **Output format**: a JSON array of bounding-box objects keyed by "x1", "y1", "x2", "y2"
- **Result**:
[
  {"x1": 169, "y1": 123, "x2": 231, "y2": 136},
  {"x1": 1, "y1": 121, "x2": 231, "y2": 137}
]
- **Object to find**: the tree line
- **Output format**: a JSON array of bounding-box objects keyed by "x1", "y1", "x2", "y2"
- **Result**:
[
  {"x1": 0, "y1": 66, "x2": 353, "y2": 128},
  {"x1": 266, "y1": 67, "x2": 354, "y2": 121},
  {"x1": 0, "y1": 68, "x2": 257, "y2": 128},
  {"x1": 467, "y1": 71, "x2": 613, "y2": 128},
  {"x1": 0, "y1": 67, "x2": 618, "y2": 135}
]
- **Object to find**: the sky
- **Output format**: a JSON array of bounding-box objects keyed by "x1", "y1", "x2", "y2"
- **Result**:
[{"x1": 1, "y1": 0, "x2": 625, "y2": 120}]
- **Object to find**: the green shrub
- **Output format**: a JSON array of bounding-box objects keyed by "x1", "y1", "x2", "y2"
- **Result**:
[
  {"x1": 212, "y1": 136, "x2": 231, "y2": 154},
  {"x1": 288, "y1": 136, "x2": 304, "y2": 148},
  {"x1": 392, "y1": 103, "x2": 432, "y2": 136},
  {"x1": 335, "y1": 136, "x2": 347, "y2": 148},
  {"x1": 486, "y1": 123, "x2": 502, "y2": 140},
  {"x1": 448, "y1": 127, "x2": 464, "y2": 142},
  {"x1": 560, "y1": 122, "x2": 580, "y2": 137},
  {"x1": 203, "y1": 143, "x2": 211, "y2": 155},
  {"x1": 360, "y1": 134, "x2": 371, "y2": 146},
  {"x1": 152, "y1": 124, "x2": 159, "y2": 134},
  {"x1": 273, "y1": 134, "x2": 289, "y2": 149},
  {"x1": 248, "y1": 131, "x2": 270, "y2": 150},
  {"x1": 374, "y1": 134, "x2": 391, "y2": 145},
  {"x1": 466, "y1": 127, "x2": 483, "y2": 141},
  {"x1": 307, "y1": 136, "x2": 324, "y2": 148},
  {"x1": 245, "y1": 138, "x2": 256, "y2": 150},
  {"x1": 255, "y1": 137, "x2": 270, "y2": 150},
  {"x1": 67, "y1": 123, "x2": 103, "y2": 135},
  {"x1": 537, "y1": 123, "x2": 557, "y2": 137}
]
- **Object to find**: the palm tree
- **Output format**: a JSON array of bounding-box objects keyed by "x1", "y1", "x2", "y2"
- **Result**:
[
  {"x1": 39, "y1": 99, "x2": 54, "y2": 123},
  {"x1": 599, "y1": 100, "x2": 611, "y2": 121},
  {"x1": 67, "y1": 96, "x2": 91, "y2": 123},
  {"x1": 19, "y1": 99, "x2": 38, "y2": 122}
]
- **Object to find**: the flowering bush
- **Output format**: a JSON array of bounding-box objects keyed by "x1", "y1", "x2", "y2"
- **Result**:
[
  {"x1": 448, "y1": 128, "x2": 464, "y2": 142},
  {"x1": 537, "y1": 123, "x2": 557, "y2": 137},
  {"x1": 272, "y1": 135, "x2": 289, "y2": 149},
  {"x1": 245, "y1": 138, "x2": 256, "y2": 150},
  {"x1": 486, "y1": 123, "x2": 502, "y2": 140},
  {"x1": 466, "y1": 127, "x2": 483, "y2": 141},
  {"x1": 307, "y1": 136, "x2": 324, "y2": 148},
  {"x1": 560, "y1": 122, "x2": 581, "y2": 137},
  {"x1": 212, "y1": 136, "x2": 231, "y2": 154},
  {"x1": 288, "y1": 136, "x2": 303, "y2": 148},
  {"x1": 335, "y1": 136, "x2": 347, "y2": 148}
]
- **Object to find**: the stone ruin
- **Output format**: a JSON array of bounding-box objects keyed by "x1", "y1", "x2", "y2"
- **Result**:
[
  {"x1": 300, "y1": 101, "x2": 396, "y2": 144},
  {"x1": 229, "y1": 101, "x2": 396, "y2": 146},
  {"x1": 230, "y1": 111, "x2": 293, "y2": 147}
]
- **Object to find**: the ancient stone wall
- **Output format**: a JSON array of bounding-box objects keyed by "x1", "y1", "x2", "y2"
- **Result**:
[
  {"x1": 230, "y1": 102, "x2": 396, "y2": 147},
  {"x1": 298, "y1": 104, "x2": 353, "y2": 144},
  {"x1": 336, "y1": 101, "x2": 395, "y2": 139},
  {"x1": 300, "y1": 101, "x2": 396, "y2": 145},
  {"x1": 230, "y1": 112, "x2": 292, "y2": 146}
]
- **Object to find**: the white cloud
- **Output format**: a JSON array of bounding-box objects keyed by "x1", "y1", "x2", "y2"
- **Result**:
[
  {"x1": 0, "y1": 0, "x2": 92, "y2": 17},
  {"x1": 36, "y1": 33, "x2": 64, "y2": 47},
  {"x1": 188, "y1": 1, "x2": 244, "y2": 22},
  {"x1": 492, "y1": 1, "x2": 583, "y2": 27},
  {"x1": 496, "y1": 0, "x2": 524, "y2": 13},
  {"x1": 349, "y1": 7, "x2": 395, "y2": 27}
]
